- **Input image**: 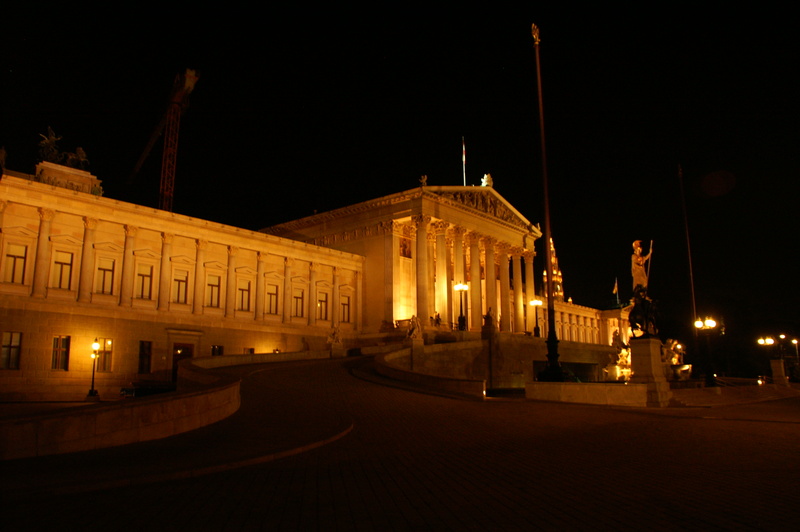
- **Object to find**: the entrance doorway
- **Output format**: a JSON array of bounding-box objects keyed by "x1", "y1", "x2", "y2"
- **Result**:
[{"x1": 172, "y1": 343, "x2": 194, "y2": 382}]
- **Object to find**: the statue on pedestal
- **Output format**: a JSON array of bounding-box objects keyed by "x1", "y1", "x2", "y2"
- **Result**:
[{"x1": 628, "y1": 240, "x2": 658, "y2": 338}]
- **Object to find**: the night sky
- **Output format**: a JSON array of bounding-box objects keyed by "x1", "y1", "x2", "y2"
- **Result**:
[{"x1": 2, "y1": 8, "x2": 799, "y2": 361}]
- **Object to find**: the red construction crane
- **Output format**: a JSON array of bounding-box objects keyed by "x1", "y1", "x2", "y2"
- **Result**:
[{"x1": 129, "y1": 69, "x2": 199, "y2": 212}]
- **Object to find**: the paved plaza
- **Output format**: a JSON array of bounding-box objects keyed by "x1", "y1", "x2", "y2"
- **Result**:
[{"x1": 3, "y1": 356, "x2": 800, "y2": 531}]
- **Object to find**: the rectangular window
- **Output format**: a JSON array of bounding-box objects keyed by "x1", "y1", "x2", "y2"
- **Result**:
[
  {"x1": 51, "y1": 335, "x2": 70, "y2": 370},
  {"x1": 53, "y1": 251, "x2": 73, "y2": 289},
  {"x1": 135, "y1": 264, "x2": 153, "y2": 299},
  {"x1": 97, "y1": 258, "x2": 115, "y2": 294},
  {"x1": 211, "y1": 345, "x2": 224, "y2": 356},
  {"x1": 173, "y1": 270, "x2": 188, "y2": 304},
  {"x1": 1, "y1": 332, "x2": 22, "y2": 370},
  {"x1": 340, "y1": 295, "x2": 351, "y2": 323},
  {"x1": 95, "y1": 337, "x2": 113, "y2": 372},
  {"x1": 292, "y1": 288, "x2": 304, "y2": 317},
  {"x1": 316, "y1": 291, "x2": 329, "y2": 321},
  {"x1": 4, "y1": 243, "x2": 27, "y2": 284},
  {"x1": 266, "y1": 284, "x2": 279, "y2": 314},
  {"x1": 237, "y1": 279, "x2": 251, "y2": 311},
  {"x1": 207, "y1": 275, "x2": 221, "y2": 307},
  {"x1": 138, "y1": 341, "x2": 152, "y2": 374}
]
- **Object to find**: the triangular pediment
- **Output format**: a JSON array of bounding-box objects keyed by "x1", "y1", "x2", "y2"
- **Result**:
[{"x1": 425, "y1": 186, "x2": 536, "y2": 234}]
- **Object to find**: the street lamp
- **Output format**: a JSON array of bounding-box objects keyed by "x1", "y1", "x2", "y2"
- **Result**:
[
  {"x1": 88, "y1": 338, "x2": 100, "y2": 398},
  {"x1": 695, "y1": 316, "x2": 718, "y2": 386},
  {"x1": 454, "y1": 282, "x2": 468, "y2": 331},
  {"x1": 529, "y1": 298, "x2": 542, "y2": 337}
]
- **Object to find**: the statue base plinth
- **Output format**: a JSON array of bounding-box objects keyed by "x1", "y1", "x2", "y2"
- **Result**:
[{"x1": 630, "y1": 337, "x2": 672, "y2": 407}]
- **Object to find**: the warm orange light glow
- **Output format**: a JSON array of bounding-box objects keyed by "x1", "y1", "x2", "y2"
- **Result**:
[
  {"x1": 529, "y1": 299, "x2": 543, "y2": 307},
  {"x1": 454, "y1": 283, "x2": 468, "y2": 292},
  {"x1": 91, "y1": 339, "x2": 100, "y2": 351}
]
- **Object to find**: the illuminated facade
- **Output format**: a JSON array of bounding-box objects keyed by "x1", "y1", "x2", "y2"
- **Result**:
[
  {"x1": 0, "y1": 163, "x2": 363, "y2": 400},
  {"x1": 1, "y1": 164, "x2": 631, "y2": 400}
]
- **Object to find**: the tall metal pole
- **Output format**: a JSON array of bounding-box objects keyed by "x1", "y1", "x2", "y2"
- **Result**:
[
  {"x1": 532, "y1": 24, "x2": 563, "y2": 381},
  {"x1": 679, "y1": 164, "x2": 701, "y2": 374}
]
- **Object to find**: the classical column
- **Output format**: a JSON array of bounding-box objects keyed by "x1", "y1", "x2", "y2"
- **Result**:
[
  {"x1": 468, "y1": 232, "x2": 482, "y2": 330},
  {"x1": 524, "y1": 250, "x2": 536, "y2": 332},
  {"x1": 225, "y1": 246, "x2": 238, "y2": 318},
  {"x1": 308, "y1": 262, "x2": 317, "y2": 326},
  {"x1": 451, "y1": 226, "x2": 466, "y2": 327},
  {"x1": 332, "y1": 266, "x2": 340, "y2": 326},
  {"x1": 32, "y1": 208, "x2": 55, "y2": 298},
  {"x1": 353, "y1": 270, "x2": 362, "y2": 332},
  {"x1": 512, "y1": 249, "x2": 525, "y2": 333},
  {"x1": 483, "y1": 236, "x2": 497, "y2": 323},
  {"x1": 192, "y1": 239, "x2": 207, "y2": 315},
  {"x1": 412, "y1": 214, "x2": 431, "y2": 322},
  {"x1": 157, "y1": 232, "x2": 173, "y2": 310},
  {"x1": 77, "y1": 217, "x2": 97, "y2": 302},
  {"x1": 255, "y1": 252, "x2": 266, "y2": 320},
  {"x1": 119, "y1": 225, "x2": 137, "y2": 307},
  {"x1": 283, "y1": 257, "x2": 294, "y2": 323},
  {"x1": 497, "y1": 243, "x2": 511, "y2": 332},
  {"x1": 433, "y1": 221, "x2": 449, "y2": 327}
]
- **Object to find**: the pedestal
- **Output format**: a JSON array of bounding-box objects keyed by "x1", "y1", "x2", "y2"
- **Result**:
[
  {"x1": 330, "y1": 344, "x2": 346, "y2": 358},
  {"x1": 770, "y1": 359, "x2": 789, "y2": 386},
  {"x1": 630, "y1": 337, "x2": 673, "y2": 407}
]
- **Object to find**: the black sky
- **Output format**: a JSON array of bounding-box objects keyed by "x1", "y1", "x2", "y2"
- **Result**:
[{"x1": 2, "y1": 7, "x2": 799, "y2": 351}]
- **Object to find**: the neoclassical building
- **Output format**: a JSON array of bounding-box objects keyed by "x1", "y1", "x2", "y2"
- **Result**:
[
  {"x1": 263, "y1": 184, "x2": 541, "y2": 334},
  {"x1": 1, "y1": 164, "x2": 630, "y2": 400},
  {"x1": 0, "y1": 163, "x2": 364, "y2": 400}
]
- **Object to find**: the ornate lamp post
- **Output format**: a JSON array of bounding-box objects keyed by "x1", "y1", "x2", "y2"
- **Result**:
[
  {"x1": 88, "y1": 338, "x2": 100, "y2": 398},
  {"x1": 454, "y1": 282, "x2": 468, "y2": 331},
  {"x1": 529, "y1": 298, "x2": 542, "y2": 337},
  {"x1": 695, "y1": 317, "x2": 718, "y2": 386}
]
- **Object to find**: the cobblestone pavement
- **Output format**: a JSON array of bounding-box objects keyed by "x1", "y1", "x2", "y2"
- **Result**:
[{"x1": 3, "y1": 357, "x2": 800, "y2": 531}]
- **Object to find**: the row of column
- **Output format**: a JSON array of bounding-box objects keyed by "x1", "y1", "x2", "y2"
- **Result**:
[
  {"x1": 412, "y1": 215, "x2": 537, "y2": 332},
  {"x1": 28, "y1": 209, "x2": 357, "y2": 330}
]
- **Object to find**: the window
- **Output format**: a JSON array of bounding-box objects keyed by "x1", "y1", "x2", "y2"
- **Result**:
[
  {"x1": 340, "y1": 295, "x2": 351, "y2": 323},
  {"x1": 138, "y1": 341, "x2": 152, "y2": 374},
  {"x1": 95, "y1": 338, "x2": 113, "y2": 372},
  {"x1": 135, "y1": 264, "x2": 153, "y2": 299},
  {"x1": 173, "y1": 270, "x2": 188, "y2": 304},
  {"x1": 211, "y1": 345, "x2": 224, "y2": 356},
  {"x1": 237, "y1": 279, "x2": 251, "y2": 311},
  {"x1": 292, "y1": 288, "x2": 304, "y2": 317},
  {"x1": 266, "y1": 284, "x2": 279, "y2": 314},
  {"x1": 1, "y1": 332, "x2": 21, "y2": 369},
  {"x1": 316, "y1": 291, "x2": 329, "y2": 321},
  {"x1": 52, "y1": 251, "x2": 73, "y2": 289},
  {"x1": 206, "y1": 275, "x2": 221, "y2": 307},
  {"x1": 51, "y1": 335, "x2": 70, "y2": 370},
  {"x1": 4, "y1": 243, "x2": 27, "y2": 284},
  {"x1": 97, "y1": 258, "x2": 115, "y2": 294}
]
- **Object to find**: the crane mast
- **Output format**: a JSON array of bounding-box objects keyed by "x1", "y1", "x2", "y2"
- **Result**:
[{"x1": 159, "y1": 69, "x2": 198, "y2": 212}]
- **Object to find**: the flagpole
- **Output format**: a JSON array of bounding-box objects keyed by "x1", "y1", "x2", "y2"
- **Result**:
[
  {"x1": 462, "y1": 136, "x2": 466, "y2": 186},
  {"x1": 532, "y1": 23, "x2": 563, "y2": 381}
]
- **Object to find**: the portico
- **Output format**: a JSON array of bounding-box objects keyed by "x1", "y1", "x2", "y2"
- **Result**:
[{"x1": 262, "y1": 184, "x2": 542, "y2": 334}]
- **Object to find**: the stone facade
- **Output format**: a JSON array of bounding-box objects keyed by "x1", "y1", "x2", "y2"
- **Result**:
[
  {"x1": 1, "y1": 166, "x2": 632, "y2": 401},
  {"x1": 0, "y1": 165, "x2": 363, "y2": 400}
]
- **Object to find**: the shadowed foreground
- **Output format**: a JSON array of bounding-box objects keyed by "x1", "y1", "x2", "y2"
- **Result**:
[{"x1": 3, "y1": 356, "x2": 800, "y2": 530}]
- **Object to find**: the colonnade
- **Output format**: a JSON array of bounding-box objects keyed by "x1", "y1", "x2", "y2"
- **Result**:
[
  {"x1": 22, "y1": 208, "x2": 360, "y2": 331},
  {"x1": 410, "y1": 216, "x2": 537, "y2": 333}
]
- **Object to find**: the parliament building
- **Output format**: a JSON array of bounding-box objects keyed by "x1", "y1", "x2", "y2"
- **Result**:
[{"x1": 0, "y1": 163, "x2": 629, "y2": 401}]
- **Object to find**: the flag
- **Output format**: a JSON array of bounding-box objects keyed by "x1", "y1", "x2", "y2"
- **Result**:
[
  {"x1": 462, "y1": 136, "x2": 466, "y2": 186},
  {"x1": 612, "y1": 277, "x2": 618, "y2": 294}
]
